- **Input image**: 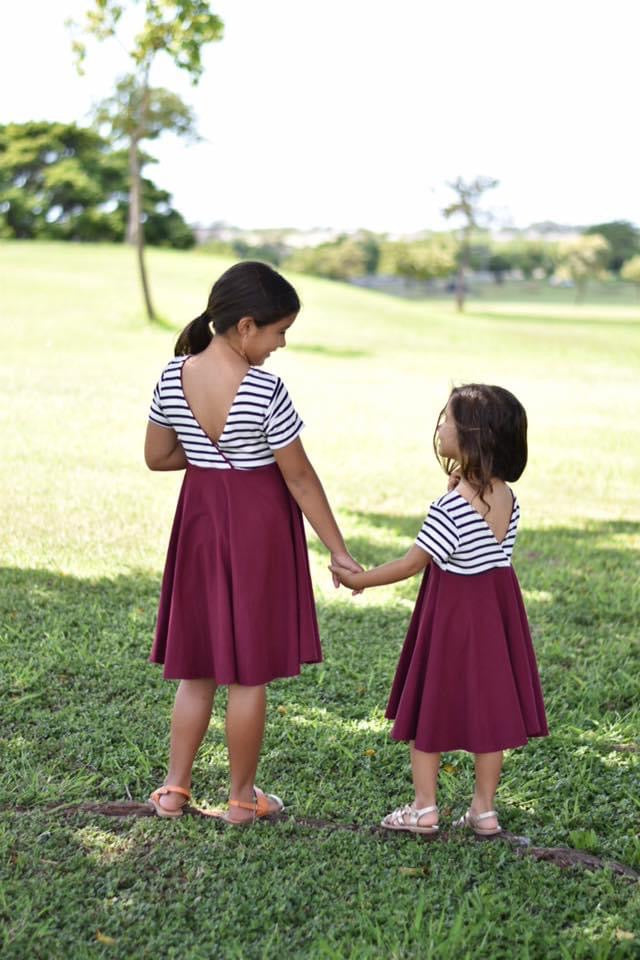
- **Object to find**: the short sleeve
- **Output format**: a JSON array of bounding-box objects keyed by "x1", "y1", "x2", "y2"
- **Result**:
[
  {"x1": 148, "y1": 379, "x2": 172, "y2": 429},
  {"x1": 264, "y1": 378, "x2": 304, "y2": 450},
  {"x1": 415, "y1": 502, "x2": 460, "y2": 563}
]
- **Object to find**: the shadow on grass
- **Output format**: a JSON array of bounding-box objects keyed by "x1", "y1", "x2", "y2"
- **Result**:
[
  {"x1": 287, "y1": 343, "x2": 371, "y2": 359},
  {"x1": 0, "y1": 555, "x2": 638, "y2": 863}
]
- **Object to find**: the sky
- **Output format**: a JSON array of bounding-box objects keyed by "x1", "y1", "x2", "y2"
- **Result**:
[{"x1": 2, "y1": 0, "x2": 639, "y2": 234}]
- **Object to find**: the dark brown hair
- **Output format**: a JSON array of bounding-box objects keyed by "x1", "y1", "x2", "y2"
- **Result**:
[
  {"x1": 174, "y1": 261, "x2": 301, "y2": 356},
  {"x1": 433, "y1": 384, "x2": 528, "y2": 508}
]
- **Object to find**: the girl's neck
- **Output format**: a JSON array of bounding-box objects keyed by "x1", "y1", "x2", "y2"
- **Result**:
[
  {"x1": 456, "y1": 475, "x2": 505, "y2": 499},
  {"x1": 206, "y1": 332, "x2": 249, "y2": 368}
]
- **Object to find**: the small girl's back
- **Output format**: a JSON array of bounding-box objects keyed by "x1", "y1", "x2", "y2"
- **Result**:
[{"x1": 387, "y1": 482, "x2": 547, "y2": 753}]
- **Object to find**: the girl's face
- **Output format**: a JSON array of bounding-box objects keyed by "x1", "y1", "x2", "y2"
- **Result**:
[
  {"x1": 436, "y1": 401, "x2": 460, "y2": 460},
  {"x1": 243, "y1": 313, "x2": 297, "y2": 366}
]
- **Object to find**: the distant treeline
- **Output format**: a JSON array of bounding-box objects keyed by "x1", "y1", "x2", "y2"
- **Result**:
[
  {"x1": 3, "y1": 120, "x2": 640, "y2": 293},
  {"x1": 202, "y1": 223, "x2": 640, "y2": 289}
]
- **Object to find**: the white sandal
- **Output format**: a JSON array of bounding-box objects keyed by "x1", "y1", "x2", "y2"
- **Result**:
[
  {"x1": 381, "y1": 803, "x2": 439, "y2": 835},
  {"x1": 453, "y1": 808, "x2": 502, "y2": 836}
]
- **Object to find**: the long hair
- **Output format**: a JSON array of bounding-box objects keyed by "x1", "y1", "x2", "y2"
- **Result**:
[
  {"x1": 174, "y1": 261, "x2": 301, "y2": 356},
  {"x1": 433, "y1": 384, "x2": 528, "y2": 510}
]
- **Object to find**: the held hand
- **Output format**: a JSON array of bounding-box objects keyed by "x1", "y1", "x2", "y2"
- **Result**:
[
  {"x1": 329, "y1": 561, "x2": 362, "y2": 593},
  {"x1": 329, "y1": 550, "x2": 364, "y2": 593},
  {"x1": 447, "y1": 471, "x2": 462, "y2": 492}
]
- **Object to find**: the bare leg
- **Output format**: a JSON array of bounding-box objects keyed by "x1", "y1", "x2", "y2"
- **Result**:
[
  {"x1": 158, "y1": 678, "x2": 217, "y2": 812},
  {"x1": 225, "y1": 684, "x2": 280, "y2": 823},
  {"x1": 409, "y1": 741, "x2": 440, "y2": 828},
  {"x1": 471, "y1": 751, "x2": 503, "y2": 830}
]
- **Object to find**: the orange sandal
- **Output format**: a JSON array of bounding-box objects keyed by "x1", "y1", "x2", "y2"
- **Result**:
[
  {"x1": 220, "y1": 786, "x2": 284, "y2": 825},
  {"x1": 148, "y1": 785, "x2": 191, "y2": 818}
]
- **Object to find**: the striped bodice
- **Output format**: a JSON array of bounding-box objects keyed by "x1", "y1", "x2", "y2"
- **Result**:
[
  {"x1": 148, "y1": 356, "x2": 304, "y2": 469},
  {"x1": 415, "y1": 489, "x2": 519, "y2": 576}
]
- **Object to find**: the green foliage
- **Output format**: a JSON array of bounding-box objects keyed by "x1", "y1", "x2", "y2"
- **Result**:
[
  {"x1": 620, "y1": 254, "x2": 640, "y2": 288},
  {"x1": 0, "y1": 121, "x2": 193, "y2": 246},
  {"x1": 1, "y1": 242, "x2": 639, "y2": 957},
  {"x1": 492, "y1": 239, "x2": 558, "y2": 279},
  {"x1": 70, "y1": 0, "x2": 224, "y2": 81},
  {"x1": 93, "y1": 73, "x2": 198, "y2": 142},
  {"x1": 379, "y1": 235, "x2": 456, "y2": 281},
  {"x1": 487, "y1": 251, "x2": 512, "y2": 283},
  {"x1": 285, "y1": 233, "x2": 380, "y2": 280},
  {"x1": 556, "y1": 234, "x2": 610, "y2": 302},
  {"x1": 584, "y1": 220, "x2": 640, "y2": 273}
]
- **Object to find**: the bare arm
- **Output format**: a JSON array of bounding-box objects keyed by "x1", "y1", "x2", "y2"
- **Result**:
[
  {"x1": 144, "y1": 422, "x2": 188, "y2": 471},
  {"x1": 274, "y1": 438, "x2": 359, "y2": 571},
  {"x1": 330, "y1": 545, "x2": 430, "y2": 592}
]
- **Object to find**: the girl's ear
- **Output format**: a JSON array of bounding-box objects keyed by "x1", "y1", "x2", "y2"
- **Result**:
[{"x1": 237, "y1": 315, "x2": 256, "y2": 336}]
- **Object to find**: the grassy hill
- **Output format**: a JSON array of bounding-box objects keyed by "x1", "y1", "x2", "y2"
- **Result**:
[{"x1": 1, "y1": 241, "x2": 639, "y2": 958}]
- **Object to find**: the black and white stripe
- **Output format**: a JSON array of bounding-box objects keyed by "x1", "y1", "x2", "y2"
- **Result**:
[
  {"x1": 149, "y1": 356, "x2": 304, "y2": 469},
  {"x1": 416, "y1": 489, "x2": 519, "y2": 575}
]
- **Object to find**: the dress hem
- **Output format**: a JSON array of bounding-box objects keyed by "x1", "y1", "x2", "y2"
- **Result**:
[{"x1": 149, "y1": 656, "x2": 323, "y2": 684}]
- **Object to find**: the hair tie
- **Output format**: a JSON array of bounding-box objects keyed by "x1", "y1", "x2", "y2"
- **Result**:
[{"x1": 208, "y1": 320, "x2": 215, "y2": 337}]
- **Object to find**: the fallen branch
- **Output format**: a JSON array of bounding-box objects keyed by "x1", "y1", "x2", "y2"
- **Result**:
[
  {"x1": 9, "y1": 800, "x2": 637, "y2": 880},
  {"x1": 516, "y1": 846, "x2": 639, "y2": 881}
]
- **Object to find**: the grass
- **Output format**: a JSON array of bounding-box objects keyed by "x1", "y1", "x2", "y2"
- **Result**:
[{"x1": 1, "y1": 241, "x2": 639, "y2": 958}]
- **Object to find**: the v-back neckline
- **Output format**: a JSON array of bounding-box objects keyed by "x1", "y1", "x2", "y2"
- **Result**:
[
  {"x1": 180, "y1": 356, "x2": 251, "y2": 448},
  {"x1": 451, "y1": 489, "x2": 516, "y2": 547}
]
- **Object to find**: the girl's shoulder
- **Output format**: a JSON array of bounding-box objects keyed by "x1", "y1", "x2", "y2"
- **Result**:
[
  {"x1": 431, "y1": 489, "x2": 464, "y2": 514},
  {"x1": 158, "y1": 355, "x2": 188, "y2": 381},
  {"x1": 246, "y1": 366, "x2": 280, "y2": 390}
]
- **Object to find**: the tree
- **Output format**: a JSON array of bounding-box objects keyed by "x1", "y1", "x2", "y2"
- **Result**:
[
  {"x1": 443, "y1": 176, "x2": 498, "y2": 311},
  {"x1": 0, "y1": 120, "x2": 193, "y2": 245},
  {"x1": 285, "y1": 237, "x2": 364, "y2": 281},
  {"x1": 496, "y1": 239, "x2": 558, "y2": 279},
  {"x1": 555, "y1": 234, "x2": 610, "y2": 302},
  {"x1": 93, "y1": 75, "x2": 198, "y2": 245},
  {"x1": 620, "y1": 255, "x2": 640, "y2": 298},
  {"x1": 487, "y1": 251, "x2": 512, "y2": 284},
  {"x1": 584, "y1": 221, "x2": 640, "y2": 273},
  {"x1": 70, "y1": 0, "x2": 224, "y2": 320},
  {"x1": 378, "y1": 235, "x2": 456, "y2": 282}
]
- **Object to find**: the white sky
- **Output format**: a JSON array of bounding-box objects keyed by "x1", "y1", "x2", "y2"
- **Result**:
[{"x1": 2, "y1": 0, "x2": 639, "y2": 233}]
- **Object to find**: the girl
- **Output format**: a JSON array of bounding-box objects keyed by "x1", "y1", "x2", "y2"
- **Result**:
[
  {"x1": 145, "y1": 261, "x2": 360, "y2": 823},
  {"x1": 331, "y1": 384, "x2": 548, "y2": 837}
]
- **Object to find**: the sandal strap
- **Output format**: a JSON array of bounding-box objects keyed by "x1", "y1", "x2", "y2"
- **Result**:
[
  {"x1": 152, "y1": 785, "x2": 191, "y2": 800},
  {"x1": 413, "y1": 804, "x2": 438, "y2": 817},
  {"x1": 473, "y1": 810, "x2": 497, "y2": 822},
  {"x1": 228, "y1": 798, "x2": 258, "y2": 812},
  {"x1": 228, "y1": 788, "x2": 271, "y2": 816},
  {"x1": 385, "y1": 803, "x2": 438, "y2": 826}
]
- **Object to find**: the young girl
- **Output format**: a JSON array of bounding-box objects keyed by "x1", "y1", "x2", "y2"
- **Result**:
[
  {"x1": 331, "y1": 384, "x2": 548, "y2": 837},
  {"x1": 145, "y1": 261, "x2": 360, "y2": 823}
]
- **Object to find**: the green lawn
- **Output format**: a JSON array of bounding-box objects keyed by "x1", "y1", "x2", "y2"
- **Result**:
[{"x1": 1, "y1": 241, "x2": 639, "y2": 959}]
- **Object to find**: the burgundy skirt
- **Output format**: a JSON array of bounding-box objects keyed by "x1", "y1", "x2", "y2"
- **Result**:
[
  {"x1": 386, "y1": 563, "x2": 548, "y2": 753},
  {"x1": 150, "y1": 462, "x2": 321, "y2": 683}
]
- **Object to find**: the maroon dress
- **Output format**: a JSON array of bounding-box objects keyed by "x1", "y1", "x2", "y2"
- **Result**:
[
  {"x1": 386, "y1": 490, "x2": 548, "y2": 753},
  {"x1": 147, "y1": 356, "x2": 321, "y2": 684}
]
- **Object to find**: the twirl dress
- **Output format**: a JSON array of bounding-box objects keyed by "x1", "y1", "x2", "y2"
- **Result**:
[
  {"x1": 147, "y1": 355, "x2": 321, "y2": 684},
  {"x1": 386, "y1": 489, "x2": 548, "y2": 753}
]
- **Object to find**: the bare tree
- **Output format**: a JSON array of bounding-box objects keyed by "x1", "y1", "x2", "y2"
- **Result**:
[{"x1": 443, "y1": 176, "x2": 498, "y2": 312}]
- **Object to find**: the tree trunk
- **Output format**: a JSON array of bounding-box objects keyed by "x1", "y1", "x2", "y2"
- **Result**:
[
  {"x1": 127, "y1": 81, "x2": 156, "y2": 322},
  {"x1": 126, "y1": 138, "x2": 140, "y2": 246}
]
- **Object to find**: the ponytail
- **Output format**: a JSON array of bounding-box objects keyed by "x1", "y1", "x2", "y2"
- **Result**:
[
  {"x1": 174, "y1": 312, "x2": 213, "y2": 357},
  {"x1": 175, "y1": 262, "x2": 301, "y2": 357}
]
